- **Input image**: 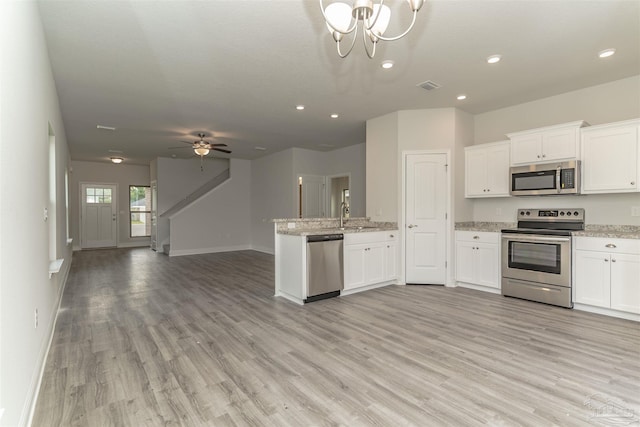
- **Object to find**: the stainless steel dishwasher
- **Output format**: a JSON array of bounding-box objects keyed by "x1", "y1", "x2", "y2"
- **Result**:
[{"x1": 305, "y1": 234, "x2": 344, "y2": 303}]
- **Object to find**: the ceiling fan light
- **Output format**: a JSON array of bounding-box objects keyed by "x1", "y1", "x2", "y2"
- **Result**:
[
  {"x1": 110, "y1": 157, "x2": 123, "y2": 164},
  {"x1": 194, "y1": 147, "x2": 210, "y2": 156}
]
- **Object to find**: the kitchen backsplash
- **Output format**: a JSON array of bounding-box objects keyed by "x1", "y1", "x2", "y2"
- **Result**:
[{"x1": 472, "y1": 192, "x2": 640, "y2": 226}]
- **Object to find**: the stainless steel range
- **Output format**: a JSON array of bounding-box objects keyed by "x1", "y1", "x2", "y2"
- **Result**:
[{"x1": 501, "y1": 208, "x2": 585, "y2": 308}]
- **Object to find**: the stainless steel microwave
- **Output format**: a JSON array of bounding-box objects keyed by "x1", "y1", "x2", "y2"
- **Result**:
[{"x1": 510, "y1": 160, "x2": 580, "y2": 196}]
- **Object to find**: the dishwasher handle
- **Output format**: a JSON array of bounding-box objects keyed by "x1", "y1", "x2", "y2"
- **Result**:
[{"x1": 307, "y1": 234, "x2": 344, "y2": 243}]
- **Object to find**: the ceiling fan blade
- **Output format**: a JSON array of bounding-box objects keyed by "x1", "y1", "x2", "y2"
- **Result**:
[
  {"x1": 210, "y1": 143, "x2": 228, "y2": 147},
  {"x1": 179, "y1": 140, "x2": 197, "y2": 145},
  {"x1": 213, "y1": 148, "x2": 232, "y2": 154}
]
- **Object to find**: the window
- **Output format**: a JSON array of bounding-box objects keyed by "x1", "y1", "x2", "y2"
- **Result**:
[
  {"x1": 130, "y1": 185, "x2": 151, "y2": 237},
  {"x1": 86, "y1": 187, "x2": 112, "y2": 204}
]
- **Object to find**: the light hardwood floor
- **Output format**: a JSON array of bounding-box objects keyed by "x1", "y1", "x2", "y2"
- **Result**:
[{"x1": 33, "y1": 248, "x2": 639, "y2": 426}]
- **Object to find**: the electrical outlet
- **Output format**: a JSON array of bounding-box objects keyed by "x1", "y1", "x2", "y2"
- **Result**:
[
  {"x1": 632, "y1": 207, "x2": 640, "y2": 217},
  {"x1": 34, "y1": 308, "x2": 38, "y2": 328},
  {"x1": 43, "y1": 207, "x2": 48, "y2": 222}
]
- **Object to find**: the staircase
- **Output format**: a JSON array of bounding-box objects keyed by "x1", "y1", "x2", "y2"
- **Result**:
[{"x1": 160, "y1": 168, "x2": 230, "y2": 219}]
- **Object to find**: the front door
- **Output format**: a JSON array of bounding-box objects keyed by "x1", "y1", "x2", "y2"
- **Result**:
[
  {"x1": 81, "y1": 183, "x2": 117, "y2": 248},
  {"x1": 405, "y1": 153, "x2": 448, "y2": 284}
]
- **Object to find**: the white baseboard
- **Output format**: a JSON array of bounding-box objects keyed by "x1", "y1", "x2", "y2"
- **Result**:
[
  {"x1": 455, "y1": 281, "x2": 502, "y2": 295},
  {"x1": 24, "y1": 251, "x2": 72, "y2": 426},
  {"x1": 573, "y1": 303, "x2": 640, "y2": 322},
  {"x1": 117, "y1": 241, "x2": 151, "y2": 248},
  {"x1": 169, "y1": 244, "x2": 253, "y2": 257},
  {"x1": 250, "y1": 245, "x2": 274, "y2": 255}
]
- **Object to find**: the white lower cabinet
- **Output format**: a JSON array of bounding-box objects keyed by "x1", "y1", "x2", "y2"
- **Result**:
[
  {"x1": 344, "y1": 231, "x2": 398, "y2": 291},
  {"x1": 455, "y1": 231, "x2": 501, "y2": 291},
  {"x1": 574, "y1": 237, "x2": 640, "y2": 315}
]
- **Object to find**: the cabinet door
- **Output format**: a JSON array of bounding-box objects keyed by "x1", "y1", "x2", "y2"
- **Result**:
[
  {"x1": 542, "y1": 128, "x2": 578, "y2": 161},
  {"x1": 385, "y1": 240, "x2": 398, "y2": 281},
  {"x1": 486, "y1": 144, "x2": 510, "y2": 196},
  {"x1": 465, "y1": 148, "x2": 488, "y2": 196},
  {"x1": 575, "y1": 251, "x2": 611, "y2": 308},
  {"x1": 365, "y1": 244, "x2": 385, "y2": 285},
  {"x1": 582, "y1": 126, "x2": 638, "y2": 193},
  {"x1": 610, "y1": 253, "x2": 640, "y2": 314},
  {"x1": 344, "y1": 244, "x2": 367, "y2": 290},
  {"x1": 455, "y1": 241, "x2": 476, "y2": 284},
  {"x1": 475, "y1": 243, "x2": 500, "y2": 289},
  {"x1": 511, "y1": 134, "x2": 542, "y2": 165}
]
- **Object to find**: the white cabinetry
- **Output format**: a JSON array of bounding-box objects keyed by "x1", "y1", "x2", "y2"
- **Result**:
[
  {"x1": 574, "y1": 237, "x2": 640, "y2": 317},
  {"x1": 344, "y1": 231, "x2": 398, "y2": 293},
  {"x1": 465, "y1": 141, "x2": 510, "y2": 198},
  {"x1": 581, "y1": 119, "x2": 640, "y2": 194},
  {"x1": 508, "y1": 121, "x2": 587, "y2": 165},
  {"x1": 455, "y1": 231, "x2": 501, "y2": 292}
]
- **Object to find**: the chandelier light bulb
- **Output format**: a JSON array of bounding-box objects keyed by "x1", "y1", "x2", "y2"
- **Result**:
[{"x1": 320, "y1": 0, "x2": 424, "y2": 59}]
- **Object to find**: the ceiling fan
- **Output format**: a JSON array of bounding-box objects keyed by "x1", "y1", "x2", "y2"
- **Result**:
[{"x1": 169, "y1": 132, "x2": 232, "y2": 170}]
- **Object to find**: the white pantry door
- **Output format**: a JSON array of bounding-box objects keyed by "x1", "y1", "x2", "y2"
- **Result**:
[
  {"x1": 81, "y1": 183, "x2": 117, "y2": 249},
  {"x1": 405, "y1": 153, "x2": 448, "y2": 284}
]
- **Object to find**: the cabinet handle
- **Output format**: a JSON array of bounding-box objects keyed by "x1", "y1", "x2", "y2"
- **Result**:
[
  {"x1": 605, "y1": 243, "x2": 617, "y2": 248},
  {"x1": 387, "y1": 245, "x2": 390, "y2": 248},
  {"x1": 408, "y1": 224, "x2": 418, "y2": 229},
  {"x1": 542, "y1": 154, "x2": 546, "y2": 158},
  {"x1": 389, "y1": 234, "x2": 394, "y2": 238},
  {"x1": 604, "y1": 258, "x2": 609, "y2": 262},
  {"x1": 473, "y1": 235, "x2": 479, "y2": 240},
  {"x1": 612, "y1": 259, "x2": 616, "y2": 263},
  {"x1": 487, "y1": 189, "x2": 490, "y2": 192},
  {"x1": 632, "y1": 182, "x2": 636, "y2": 185},
  {"x1": 537, "y1": 155, "x2": 541, "y2": 159}
]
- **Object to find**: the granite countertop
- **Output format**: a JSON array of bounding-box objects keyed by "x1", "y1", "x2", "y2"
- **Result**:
[
  {"x1": 455, "y1": 222, "x2": 516, "y2": 233},
  {"x1": 275, "y1": 217, "x2": 398, "y2": 236},
  {"x1": 573, "y1": 225, "x2": 640, "y2": 240},
  {"x1": 455, "y1": 222, "x2": 640, "y2": 239}
]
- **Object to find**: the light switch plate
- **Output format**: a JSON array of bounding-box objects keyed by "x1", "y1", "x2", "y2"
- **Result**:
[{"x1": 287, "y1": 222, "x2": 296, "y2": 229}]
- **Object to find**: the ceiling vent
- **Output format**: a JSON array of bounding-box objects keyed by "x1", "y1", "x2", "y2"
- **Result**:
[{"x1": 417, "y1": 80, "x2": 441, "y2": 91}]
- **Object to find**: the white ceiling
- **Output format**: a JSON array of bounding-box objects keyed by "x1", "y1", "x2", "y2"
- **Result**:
[{"x1": 38, "y1": 0, "x2": 640, "y2": 164}]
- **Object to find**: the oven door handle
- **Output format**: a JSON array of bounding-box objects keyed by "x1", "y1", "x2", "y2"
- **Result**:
[{"x1": 502, "y1": 234, "x2": 571, "y2": 243}]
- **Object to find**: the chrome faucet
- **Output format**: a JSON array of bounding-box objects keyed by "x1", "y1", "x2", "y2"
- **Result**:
[{"x1": 340, "y1": 201, "x2": 349, "y2": 228}]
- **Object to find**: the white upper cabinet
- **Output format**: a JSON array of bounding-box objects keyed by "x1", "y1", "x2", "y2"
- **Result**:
[
  {"x1": 508, "y1": 121, "x2": 587, "y2": 165},
  {"x1": 465, "y1": 141, "x2": 510, "y2": 198},
  {"x1": 581, "y1": 119, "x2": 640, "y2": 194}
]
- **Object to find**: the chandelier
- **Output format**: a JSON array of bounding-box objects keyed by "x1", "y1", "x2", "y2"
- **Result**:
[{"x1": 319, "y1": 0, "x2": 424, "y2": 58}]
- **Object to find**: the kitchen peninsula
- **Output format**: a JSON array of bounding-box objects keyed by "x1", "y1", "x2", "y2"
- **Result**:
[{"x1": 274, "y1": 218, "x2": 399, "y2": 304}]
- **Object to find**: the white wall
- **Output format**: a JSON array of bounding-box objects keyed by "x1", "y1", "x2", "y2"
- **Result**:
[
  {"x1": 70, "y1": 161, "x2": 151, "y2": 250},
  {"x1": 0, "y1": 3, "x2": 72, "y2": 425},
  {"x1": 250, "y1": 149, "x2": 294, "y2": 254},
  {"x1": 156, "y1": 157, "x2": 229, "y2": 250},
  {"x1": 250, "y1": 144, "x2": 367, "y2": 254},
  {"x1": 472, "y1": 75, "x2": 640, "y2": 226},
  {"x1": 474, "y1": 75, "x2": 640, "y2": 144},
  {"x1": 170, "y1": 159, "x2": 251, "y2": 256},
  {"x1": 366, "y1": 112, "x2": 398, "y2": 222}
]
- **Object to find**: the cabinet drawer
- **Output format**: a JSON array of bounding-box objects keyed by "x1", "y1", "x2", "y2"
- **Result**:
[
  {"x1": 345, "y1": 230, "x2": 398, "y2": 245},
  {"x1": 575, "y1": 237, "x2": 640, "y2": 255},
  {"x1": 455, "y1": 231, "x2": 500, "y2": 244}
]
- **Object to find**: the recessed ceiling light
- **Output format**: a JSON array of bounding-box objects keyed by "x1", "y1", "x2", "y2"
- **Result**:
[
  {"x1": 296, "y1": 105, "x2": 305, "y2": 110},
  {"x1": 110, "y1": 157, "x2": 123, "y2": 164},
  {"x1": 457, "y1": 94, "x2": 467, "y2": 100},
  {"x1": 381, "y1": 60, "x2": 394, "y2": 69},
  {"x1": 487, "y1": 54, "x2": 502, "y2": 64},
  {"x1": 330, "y1": 113, "x2": 339, "y2": 118},
  {"x1": 598, "y1": 48, "x2": 616, "y2": 58},
  {"x1": 97, "y1": 125, "x2": 116, "y2": 131},
  {"x1": 254, "y1": 146, "x2": 267, "y2": 151}
]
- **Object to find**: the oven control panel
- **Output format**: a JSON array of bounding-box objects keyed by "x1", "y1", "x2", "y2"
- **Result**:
[{"x1": 518, "y1": 208, "x2": 585, "y2": 221}]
